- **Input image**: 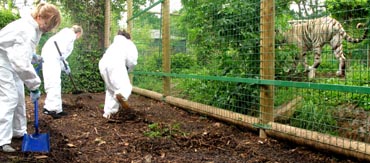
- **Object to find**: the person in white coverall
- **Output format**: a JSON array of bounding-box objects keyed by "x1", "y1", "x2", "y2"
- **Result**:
[
  {"x1": 0, "y1": 2, "x2": 61, "y2": 152},
  {"x1": 99, "y1": 30, "x2": 138, "y2": 120},
  {"x1": 41, "y1": 25, "x2": 83, "y2": 119}
]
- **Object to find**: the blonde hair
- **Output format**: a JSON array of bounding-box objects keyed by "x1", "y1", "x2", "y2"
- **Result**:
[
  {"x1": 71, "y1": 25, "x2": 83, "y2": 36},
  {"x1": 31, "y1": 2, "x2": 61, "y2": 32}
]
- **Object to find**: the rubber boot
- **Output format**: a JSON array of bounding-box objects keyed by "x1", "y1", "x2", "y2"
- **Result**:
[{"x1": 116, "y1": 94, "x2": 130, "y2": 109}]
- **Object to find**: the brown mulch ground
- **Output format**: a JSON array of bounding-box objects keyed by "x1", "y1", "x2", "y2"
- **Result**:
[{"x1": 0, "y1": 92, "x2": 363, "y2": 163}]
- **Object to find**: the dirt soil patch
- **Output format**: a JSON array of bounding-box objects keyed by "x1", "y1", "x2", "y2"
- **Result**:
[{"x1": 0, "y1": 93, "x2": 363, "y2": 163}]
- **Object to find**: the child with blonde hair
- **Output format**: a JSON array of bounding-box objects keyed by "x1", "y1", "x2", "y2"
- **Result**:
[{"x1": 0, "y1": 2, "x2": 61, "y2": 152}]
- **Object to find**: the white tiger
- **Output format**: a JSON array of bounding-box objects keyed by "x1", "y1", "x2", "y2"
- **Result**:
[{"x1": 283, "y1": 16, "x2": 368, "y2": 78}]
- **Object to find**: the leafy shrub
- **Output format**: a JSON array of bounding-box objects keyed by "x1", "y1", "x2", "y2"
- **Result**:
[
  {"x1": 0, "y1": 10, "x2": 19, "y2": 28},
  {"x1": 144, "y1": 123, "x2": 185, "y2": 138},
  {"x1": 171, "y1": 52, "x2": 197, "y2": 73},
  {"x1": 291, "y1": 99, "x2": 338, "y2": 134}
]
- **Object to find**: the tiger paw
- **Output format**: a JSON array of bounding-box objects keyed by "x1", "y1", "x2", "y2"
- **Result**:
[
  {"x1": 308, "y1": 68, "x2": 316, "y2": 79},
  {"x1": 336, "y1": 71, "x2": 345, "y2": 77}
]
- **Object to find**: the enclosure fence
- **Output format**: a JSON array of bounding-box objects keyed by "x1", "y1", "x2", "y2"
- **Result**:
[{"x1": 126, "y1": 0, "x2": 370, "y2": 161}]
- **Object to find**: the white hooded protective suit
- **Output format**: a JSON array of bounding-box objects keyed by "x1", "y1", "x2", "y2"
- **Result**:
[
  {"x1": 0, "y1": 15, "x2": 42, "y2": 146},
  {"x1": 99, "y1": 35, "x2": 138, "y2": 117},
  {"x1": 41, "y1": 28, "x2": 77, "y2": 113}
]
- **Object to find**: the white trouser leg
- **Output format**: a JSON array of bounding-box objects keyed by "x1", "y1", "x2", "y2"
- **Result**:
[
  {"x1": 43, "y1": 59, "x2": 63, "y2": 113},
  {"x1": 0, "y1": 68, "x2": 19, "y2": 146},
  {"x1": 12, "y1": 74, "x2": 27, "y2": 137},
  {"x1": 100, "y1": 61, "x2": 132, "y2": 117},
  {"x1": 103, "y1": 89, "x2": 119, "y2": 117},
  {"x1": 44, "y1": 85, "x2": 62, "y2": 113},
  {"x1": 109, "y1": 66, "x2": 132, "y2": 100}
]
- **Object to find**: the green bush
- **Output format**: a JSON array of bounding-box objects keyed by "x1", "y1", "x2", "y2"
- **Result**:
[
  {"x1": 171, "y1": 52, "x2": 197, "y2": 73},
  {"x1": 291, "y1": 99, "x2": 338, "y2": 134},
  {"x1": 0, "y1": 10, "x2": 19, "y2": 28},
  {"x1": 143, "y1": 123, "x2": 185, "y2": 138}
]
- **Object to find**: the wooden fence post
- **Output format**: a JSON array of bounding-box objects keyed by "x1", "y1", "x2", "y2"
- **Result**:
[
  {"x1": 127, "y1": 0, "x2": 134, "y2": 83},
  {"x1": 104, "y1": 0, "x2": 111, "y2": 48},
  {"x1": 162, "y1": 0, "x2": 171, "y2": 97},
  {"x1": 259, "y1": 0, "x2": 275, "y2": 139}
]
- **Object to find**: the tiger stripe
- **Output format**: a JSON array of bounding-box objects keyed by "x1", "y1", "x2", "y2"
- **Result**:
[{"x1": 284, "y1": 16, "x2": 369, "y2": 78}]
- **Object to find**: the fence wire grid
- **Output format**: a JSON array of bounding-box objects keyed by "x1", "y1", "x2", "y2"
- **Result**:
[{"x1": 125, "y1": 0, "x2": 370, "y2": 160}]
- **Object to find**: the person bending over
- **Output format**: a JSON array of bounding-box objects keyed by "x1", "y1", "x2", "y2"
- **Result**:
[
  {"x1": 41, "y1": 25, "x2": 83, "y2": 119},
  {"x1": 0, "y1": 2, "x2": 61, "y2": 152},
  {"x1": 99, "y1": 30, "x2": 138, "y2": 121}
]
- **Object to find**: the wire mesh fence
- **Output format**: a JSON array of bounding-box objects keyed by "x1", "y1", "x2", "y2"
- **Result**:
[{"x1": 126, "y1": 0, "x2": 370, "y2": 160}]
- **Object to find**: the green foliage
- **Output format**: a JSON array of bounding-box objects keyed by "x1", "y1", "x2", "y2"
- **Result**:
[
  {"x1": 276, "y1": 44, "x2": 347, "y2": 79},
  {"x1": 65, "y1": 49, "x2": 105, "y2": 93},
  {"x1": 212, "y1": 82, "x2": 259, "y2": 115},
  {"x1": 43, "y1": 0, "x2": 106, "y2": 92},
  {"x1": 131, "y1": 11, "x2": 162, "y2": 86},
  {"x1": 52, "y1": 0, "x2": 370, "y2": 136},
  {"x1": 323, "y1": 63, "x2": 370, "y2": 111},
  {"x1": 275, "y1": 62, "x2": 370, "y2": 135},
  {"x1": 176, "y1": 68, "x2": 214, "y2": 101},
  {"x1": 137, "y1": 52, "x2": 162, "y2": 72},
  {"x1": 143, "y1": 123, "x2": 186, "y2": 138},
  {"x1": 171, "y1": 53, "x2": 197, "y2": 73},
  {"x1": 326, "y1": 0, "x2": 370, "y2": 19},
  {"x1": 180, "y1": 0, "x2": 261, "y2": 67},
  {"x1": 290, "y1": 99, "x2": 338, "y2": 134},
  {"x1": 47, "y1": 0, "x2": 158, "y2": 92},
  {"x1": 274, "y1": 87, "x2": 298, "y2": 107},
  {"x1": 0, "y1": 9, "x2": 19, "y2": 28},
  {"x1": 181, "y1": 0, "x2": 261, "y2": 72},
  {"x1": 144, "y1": 123, "x2": 162, "y2": 138},
  {"x1": 132, "y1": 23, "x2": 155, "y2": 50},
  {"x1": 176, "y1": 0, "x2": 261, "y2": 114},
  {"x1": 133, "y1": 13, "x2": 163, "y2": 92},
  {"x1": 275, "y1": 44, "x2": 299, "y2": 76},
  {"x1": 275, "y1": 2, "x2": 370, "y2": 79},
  {"x1": 134, "y1": 75, "x2": 163, "y2": 93},
  {"x1": 274, "y1": 0, "x2": 370, "y2": 135}
]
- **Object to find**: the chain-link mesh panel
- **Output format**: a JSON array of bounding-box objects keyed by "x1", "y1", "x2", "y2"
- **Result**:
[{"x1": 128, "y1": 0, "x2": 370, "y2": 159}]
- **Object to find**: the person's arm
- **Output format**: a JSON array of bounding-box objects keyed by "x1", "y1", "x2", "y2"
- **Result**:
[
  {"x1": 126, "y1": 41, "x2": 138, "y2": 72},
  {"x1": 5, "y1": 30, "x2": 41, "y2": 90},
  {"x1": 56, "y1": 28, "x2": 76, "y2": 59},
  {"x1": 64, "y1": 40, "x2": 75, "y2": 59},
  {"x1": 0, "y1": 22, "x2": 21, "y2": 50}
]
